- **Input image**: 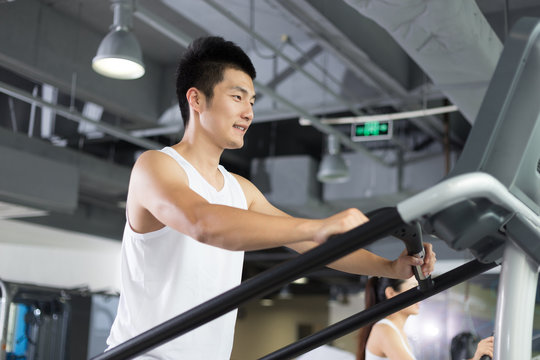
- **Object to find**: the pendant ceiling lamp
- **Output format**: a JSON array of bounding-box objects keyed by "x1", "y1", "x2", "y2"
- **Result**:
[{"x1": 92, "y1": 0, "x2": 145, "y2": 80}]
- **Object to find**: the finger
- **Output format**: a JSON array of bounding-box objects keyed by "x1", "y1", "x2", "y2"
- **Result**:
[
  {"x1": 424, "y1": 243, "x2": 436, "y2": 259},
  {"x1": 421, "y1": 264, "x2": 433, "y2": 277},
  {"x1": 422, "y1": 250, "x2": 436, "y2": 274},
  {"x1": 422, "y1": 263, "x2": 434, "y2": 276},
  {"x1": 406, "y1": 255, "x2": 424, "y2": 266},
  {"x1": 423, "y1": 254, "x2": 436, "y2": 268},
  {"x1": 358, "y1": 210, "x2": 369, "y2": 222},
  {"x1": 348, "y1": 208, "x2": 368, "y2": 222}
]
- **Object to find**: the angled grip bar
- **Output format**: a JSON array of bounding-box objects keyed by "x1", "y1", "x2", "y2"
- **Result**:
[
  {"x1": 365, "y1": 208, "x2": 434, "y2": 291},
  {"x1": 393, "y1": 221, "x2": 434, "y2": 291}
]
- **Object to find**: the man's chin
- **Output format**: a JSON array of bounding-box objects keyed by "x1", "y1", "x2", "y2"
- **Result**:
[{"x1": 225, "y1": 141, "x2": 244, "y2": 150}]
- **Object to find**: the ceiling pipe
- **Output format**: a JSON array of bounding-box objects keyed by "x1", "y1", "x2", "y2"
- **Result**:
[
  {"x1": 133, "y1": 3, "x2": 192, "y2": 48},
  {"x1": 201, "y1": 0, "x2": 446, "y2": 154},
  {"x1": 273, "y1": 0, "x2": 448, "y2": 144},
  {"x1": 0, "y1": 80, "x2": 163, "y2": 150},
  {"x1": 201, "y1": 0, "x2": 364, "y2": 117},
  {"x1": 274, "y1": 0, "x2": 403, "y2": 97},
  {"x1": 0, "y1": 80, "x2": 252, "y2": 169}
]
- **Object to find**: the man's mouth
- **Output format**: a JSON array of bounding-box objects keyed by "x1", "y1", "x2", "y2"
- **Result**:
[{"x1": 233, "y1": 125, "x2": 246, "y2": 131}]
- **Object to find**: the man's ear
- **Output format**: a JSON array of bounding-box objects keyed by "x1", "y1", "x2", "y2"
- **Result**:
[{"x1": 186, "y1": 87, "x2": 203, "y2": 113}]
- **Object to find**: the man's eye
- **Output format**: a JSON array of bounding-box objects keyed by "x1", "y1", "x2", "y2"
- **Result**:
[{"x1": 233, "y1": 95, "x2": 241, "y2": 101}]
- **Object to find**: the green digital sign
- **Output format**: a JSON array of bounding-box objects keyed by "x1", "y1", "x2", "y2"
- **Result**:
[{"x1": 351, "y1": 121, "x2": 392, "y2": 141}]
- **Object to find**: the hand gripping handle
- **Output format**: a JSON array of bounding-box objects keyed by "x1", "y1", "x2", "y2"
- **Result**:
[
  {"x1": 479, "y1": 336, "x2": 493, "y2": 360},
  {"x1": 392, "y1": 222, "x2": 434, "y2": 291}
]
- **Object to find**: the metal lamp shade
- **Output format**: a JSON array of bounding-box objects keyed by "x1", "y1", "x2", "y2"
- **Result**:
[
  {"x1": 317, "y1": 153, "x2": 350, "y2": 183},
  {"x1": 92, "y1": 28, "x2": 145, "y2": 80}
]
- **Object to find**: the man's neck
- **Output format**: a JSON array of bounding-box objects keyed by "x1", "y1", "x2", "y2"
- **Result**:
[{"x1": 172, "y1": 140, "x2": 224, "y2": 187}]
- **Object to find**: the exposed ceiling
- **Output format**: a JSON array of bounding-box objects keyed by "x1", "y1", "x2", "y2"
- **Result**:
[{"x1": 0, "y1": 0, "x2": 537, "y2": 296}]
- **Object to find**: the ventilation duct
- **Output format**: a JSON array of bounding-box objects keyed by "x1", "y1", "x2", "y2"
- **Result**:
[{"x1": 343, "y1": 0, "x2": 503, "y2": 124}]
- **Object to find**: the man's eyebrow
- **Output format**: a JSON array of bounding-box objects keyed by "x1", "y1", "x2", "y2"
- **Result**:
[{"x1": 231, "y1": 86, "x2": 257, "y2": 101}]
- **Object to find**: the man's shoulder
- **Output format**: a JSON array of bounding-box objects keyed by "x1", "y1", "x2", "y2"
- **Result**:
[
  {"x1": 130, "y1": 149, "x2": 188, "y2": 187},
  {"x1": 228, "y1": 172, "x2": 256, "y2": 191},
  {"x1": 133, "y1": 149, "x2": 177, "y2": 170},
  {"x1": 228, "y1": 171, "x2": 245, "y2": 182}
]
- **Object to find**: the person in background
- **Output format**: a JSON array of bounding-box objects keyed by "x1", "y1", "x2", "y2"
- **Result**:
[
  {"x1": 357, "y1": 277, "x2": 493, "y2": 360},
  {"x1": 357, "y1": 277, "x2": 419, "y2": 360},
  {"x1": 450, "y1": 331, "x2": 494, "y2": 360}
]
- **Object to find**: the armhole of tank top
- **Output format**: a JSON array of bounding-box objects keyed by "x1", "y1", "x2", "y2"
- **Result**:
[
  {"x1": 125, "y1": 207, "x2": 171, "y2": 238},
  {"x1": 125, "y1": 208, "x2": 133, "y2": 232},
  {"x1": 125, "y1": 149, "x2": 177, "y2": 237}
]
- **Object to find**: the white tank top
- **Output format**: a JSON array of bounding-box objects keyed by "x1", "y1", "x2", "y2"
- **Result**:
[
  {"x1": 365, "y1": 319, "x2": 416, "y2": 360},
  {"x1": 106, "y1": 147, "x2": 247, "y2": 359}
]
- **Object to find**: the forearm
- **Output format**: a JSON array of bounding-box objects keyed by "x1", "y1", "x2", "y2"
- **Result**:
[
  {"x1": 328, "y1": 249, "x2": 396, "y2": 277},
  {"x1": 159, "y1": 201, "x2": 319, "y2": 251},
  {"x1": 289, "y1": 241, "x2": 397, "y2": 278}
]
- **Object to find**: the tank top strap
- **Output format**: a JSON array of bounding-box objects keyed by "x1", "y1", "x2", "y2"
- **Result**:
[{"x1": 159, "y1": 147, "x2": 196, "y2": 179}]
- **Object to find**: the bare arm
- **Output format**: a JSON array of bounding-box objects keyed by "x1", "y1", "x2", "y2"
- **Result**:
[
  {"x1": 127, "y1": 150, "x2": 359, "y2": 252},
  {"x1": 234, "y1": 174, "x2": 436, "y2": 279}
]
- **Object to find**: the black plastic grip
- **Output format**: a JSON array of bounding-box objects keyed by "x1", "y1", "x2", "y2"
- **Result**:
[{"x1": 391, "y1": 222, "x2": 434, "y2": 291}]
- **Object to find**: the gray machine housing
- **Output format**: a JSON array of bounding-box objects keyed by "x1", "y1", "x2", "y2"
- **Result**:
[{"x1": 424, "y1": 17, "x2": 540, "y2": 264}]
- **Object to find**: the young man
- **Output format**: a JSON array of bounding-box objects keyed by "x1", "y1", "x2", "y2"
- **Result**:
[{"x1": 106, "y1": 36, "x2": 436, "y2": 359}]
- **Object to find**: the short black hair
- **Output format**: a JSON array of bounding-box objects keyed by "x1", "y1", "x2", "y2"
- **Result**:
[{"x1": 175, "y1": 36, "x2": 256, "y2": 127}]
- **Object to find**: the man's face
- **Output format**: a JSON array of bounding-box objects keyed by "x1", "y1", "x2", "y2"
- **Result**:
[{"x1": 200, "y1": 67, "x2": 256, "y2": 149}]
